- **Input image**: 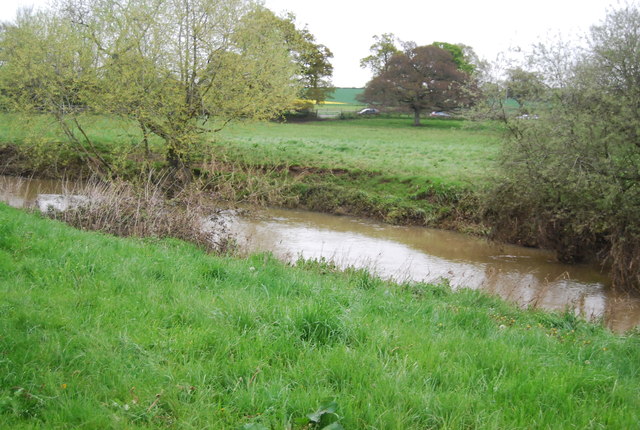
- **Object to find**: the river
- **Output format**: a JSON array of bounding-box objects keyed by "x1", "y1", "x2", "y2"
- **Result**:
[{"x1": 2, "y1": 174, "x2": 640, "y2": 332}]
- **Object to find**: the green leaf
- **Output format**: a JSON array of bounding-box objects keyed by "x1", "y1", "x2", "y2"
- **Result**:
[{"x1": 307, "y1": 401, "x2": 338, "y2": 423}]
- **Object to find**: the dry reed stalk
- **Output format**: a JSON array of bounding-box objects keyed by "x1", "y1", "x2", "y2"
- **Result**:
[{"x1": 43, "y1": 172, "x2": 235, "y2": 253}]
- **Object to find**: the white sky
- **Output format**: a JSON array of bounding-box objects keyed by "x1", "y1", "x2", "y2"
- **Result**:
[{"x1": 1, "y1": 0, "x2": 616, "y2": 86}]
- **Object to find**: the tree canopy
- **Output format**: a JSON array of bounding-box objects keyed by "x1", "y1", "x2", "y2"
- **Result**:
[
  {"x1": 0, "y1": 0, "x2": 303, "y2": 174},
  {"x1": 359, "y1": 33, "x2": 400, "y2": 75},
  {"x1": 360, "y1": 45, "x2": 471, "y2": 125},
  {"x1": 504, "y1": 67, "x2": 546, "y2": 110},
  {"x1": 432, "y1": 42, "x2": 477, "y2": 75},
  {"x1": 256, "y1": 10, "x2": 334, "y2": 105}
]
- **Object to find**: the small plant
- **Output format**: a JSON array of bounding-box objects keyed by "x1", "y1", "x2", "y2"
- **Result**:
[{"x1": 295, "y1": 401, "x2": 344, "y2": 429}]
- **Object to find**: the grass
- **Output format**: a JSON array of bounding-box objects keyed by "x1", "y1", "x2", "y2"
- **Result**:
[
  {"x1": 1, "y1": 203, "x2": 640, "y2": 428},
  {"x1": 0, "y1": 113, "x2": 499, "y2": 187},
  {"x1": 215, "y1": 117, "x2": 500, "y2": 186},
  {"x1": 211, "y1": 117, "x2": 500, "y2": 227},
  {"x1": 0, "y1": 113, "x2": 154, "y2": 148},
  {"x1": 326, "y1": 88, "x2": 364, "y2": 105}
]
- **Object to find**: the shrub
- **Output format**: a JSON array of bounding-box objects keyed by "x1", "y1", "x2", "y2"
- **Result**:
[{"x1": 484, "y1": 4, "x2": 640, "y2": 290}]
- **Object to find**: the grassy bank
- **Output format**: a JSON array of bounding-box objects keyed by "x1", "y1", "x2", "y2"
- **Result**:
[
  {"x1": 0, "y1": 114, "x2": 500, "y2": 230},
  {"x1": 1, "y1": 203, "x2": 639, "y2": 428}
]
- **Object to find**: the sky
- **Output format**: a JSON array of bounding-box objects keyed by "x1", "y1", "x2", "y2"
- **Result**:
[{"x1": 0, "y1": 0, "x2": 617, "y2": 87}]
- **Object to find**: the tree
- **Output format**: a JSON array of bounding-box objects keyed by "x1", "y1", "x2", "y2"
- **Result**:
[
  {"x1": 359, "y1": 33, "x2": 400, "y2": 75},
  {"x1": 0, "y1": 8, "x2": 109, "y2": 172},
  {"x1": 504, "y1": 67, "x2": 545, "y2": 109},
  {"x1": 0, "y1": 0, "x2": 300, "y2": 176},
  {"x1": 360, "y1": 45, "x2": 470, "y2": 126},
  {"x1": 485, "y1": 3, "x2": 640, "y2": 291},
  {"x1": 255, "y1": 10, "x2": 334, "y2": 104},
  {"x1": 297, "y1": 31, "x2": 334, "y2": 103},
  {"x1": 432, "y1": 41, "x2": 476, "y2": 74}
]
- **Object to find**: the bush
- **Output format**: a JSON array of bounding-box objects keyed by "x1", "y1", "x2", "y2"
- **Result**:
[{"x1": 484, "y1": 4, "x2": 640, "y2": 290}]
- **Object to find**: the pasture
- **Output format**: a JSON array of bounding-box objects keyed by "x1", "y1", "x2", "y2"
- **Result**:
[
  {"x1": 215, "y1": 117, "x2": 500, "y2": 187},
  {"x1": 0, "y1": 112, "x2": 502, "y2": 226}
]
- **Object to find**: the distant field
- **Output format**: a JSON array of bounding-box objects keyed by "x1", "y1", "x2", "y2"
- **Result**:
[
  {"x1": 311, "y1": 88, "x2": 366, "y2": 115},
  {"x1": 326, "y1": 87, "x2": 365, "y2": 105}
]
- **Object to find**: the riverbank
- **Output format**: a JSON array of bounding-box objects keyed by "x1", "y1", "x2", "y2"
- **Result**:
[
  {"x1": 1, "y1": 203, "x2": 639, "y2": 428},
  {"x1": 0, "y1": 114, "x2": 498, "y2": 234}
]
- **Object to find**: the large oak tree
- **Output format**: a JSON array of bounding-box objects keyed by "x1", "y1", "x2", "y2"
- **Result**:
[{"x1": 361, "y1": 45, "x2": 470, "y2": 126}]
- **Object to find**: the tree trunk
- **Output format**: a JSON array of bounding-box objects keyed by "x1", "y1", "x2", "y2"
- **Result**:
[
  {"x1": 166, "y1": 145, "x2": 181, "y2": 170},
  {"x1": 166, "y1": 142, "x2": 192, "y2": 186},
  {"x1": 413, "y1": 109, "x2": 421, "y2": 126}
]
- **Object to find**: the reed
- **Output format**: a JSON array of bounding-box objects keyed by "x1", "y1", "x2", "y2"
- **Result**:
[{"x1": 41, "y1": 172, "x2": 234, "y2": 253}]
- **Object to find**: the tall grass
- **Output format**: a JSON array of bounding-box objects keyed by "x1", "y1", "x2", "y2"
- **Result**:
[{"x1": 1, "y1": 204, "x2": 639, "y2": 428}]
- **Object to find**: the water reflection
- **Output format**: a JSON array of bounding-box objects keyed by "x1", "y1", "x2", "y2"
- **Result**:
[{"x1": 0, "y1": 175, "x2": 68, "y2": 208}]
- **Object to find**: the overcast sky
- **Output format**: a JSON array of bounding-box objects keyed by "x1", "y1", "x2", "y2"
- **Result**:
[{"x1": 1, "y1": 0, "x2": 616, "y2": 86}]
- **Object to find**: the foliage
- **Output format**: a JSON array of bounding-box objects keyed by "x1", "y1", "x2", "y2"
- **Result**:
[
  {"x1": 432, "y1": 41, "x2": 478, "y2": 75},
  {"x1": 359, "y1": 33, "x2": 400, "y2": 75},
  {"x1": 360, "y1": 45, "x2": 471, "y2": 126},
  {"x1": 0, "y1": 0, "x2": 300, "y2": 174},
  {"x1": 485, "y1": 3, "x2": 640, "y2": 291},
  {"x1": 254, "y1": 9, "x2": 334, "y2": 104},
  {"x1": 504, "y1": 67, "x2": 546, "y2": 110},
  {"x1": 0, "y1": 9, "x2": 111, "y2": 175},
  {"x1": 1, "y1": 203, "x2": 640, "y2": 428}
]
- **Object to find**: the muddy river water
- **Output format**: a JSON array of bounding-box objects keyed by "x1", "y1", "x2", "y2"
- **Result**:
[{"x1": 2, "y1": 175, "x2": 640, "y2": 332}]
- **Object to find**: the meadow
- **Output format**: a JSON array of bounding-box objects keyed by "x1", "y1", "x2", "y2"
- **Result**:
[
  {"x1": 215, "y1": 117, "x2": 500, "y2": 186},
  {"x1": 1, "y1": 203, "x2": 639, "y2": 429},
  {"x1": 0, "y1": 113, "x2": 500, "y2": 185}
]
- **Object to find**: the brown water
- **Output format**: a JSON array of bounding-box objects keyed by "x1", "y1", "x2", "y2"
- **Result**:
[{"x1": 3, "y1": 175, "x2": 640, "y2": 332}]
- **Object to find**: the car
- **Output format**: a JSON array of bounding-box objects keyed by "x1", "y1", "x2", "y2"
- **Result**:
[
  {"x1": 429, "y1": 111, "x2": 451, "y2": 118},
  {"x1": 357, "y1": 108, "x2": 380, "y2": 115}
]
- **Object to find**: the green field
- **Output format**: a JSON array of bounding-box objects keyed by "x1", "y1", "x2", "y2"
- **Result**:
[
  {"x1": 213, "y1": 116, "x2": 500, "y2": 227},
  {"x1": 2, "y1": 203, "x2": 639, "y2": 428},
  {"x1": 0, "y1": 113, "x2": 500, "y2": 187},
  {"x1": 313, "y1": 88, "x2": 366, "y2": 115},
  {"x1": 326, "y1": 88, "x2": 365, "y2": 105},
  {"x1": 216, "y1": 117, "x2": 500, "y2": 186}
]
